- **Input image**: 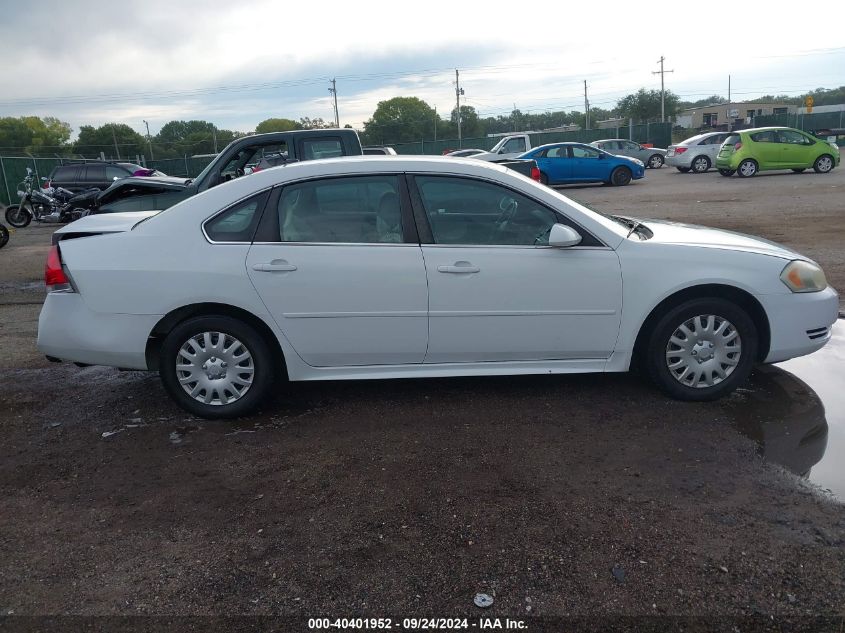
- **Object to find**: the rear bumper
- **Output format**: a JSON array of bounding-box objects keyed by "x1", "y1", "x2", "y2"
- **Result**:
[
  {"x1": 666, "y1": 154, "x2": 693, "y2": 168},
  {"x1": 37, "y1": 292, "x2": 160, "y2": 370},
  {"x1": 758, "y1": 286, "x2": 840, "y2": 363}
]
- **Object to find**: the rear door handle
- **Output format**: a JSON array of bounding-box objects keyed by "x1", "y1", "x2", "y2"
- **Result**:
[
  {"x1": 437, "y1": 261, "x2": 480, "y2": 274},
  {"x1": 252, "y1": 260, "x2": 297, "y2": 272}
]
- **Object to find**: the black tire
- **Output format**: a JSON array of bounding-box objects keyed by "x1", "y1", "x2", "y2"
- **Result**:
[
  {"x1": 647, "y1": 154, "x2": 664, "y2": 169},
  {"x1": 610, "y1": 166, "x2": 632, "y2": 186},
  {"x1": 737, "y1": 159, "x2": 758, "y2": 178},
  {"x1": 0, "y1": 224, "x2": 8, "y2": 249},
  {"x1": 645, "y1": 298, "x2": 757, "y2": 401},
  {"x1": 5, "y1": 205, "x2": 31, "y2": 228},
  {"x1": 691, "y1": 155, "x2": 711, "y2": 173},
  {"x1": 676, "y1": 167, "x2": 690, "y2": 173},
  {"x1": 159, "y1": 315, "x2": 275, "y2": 419},
  {"x1": 539, "y1": 171, "x2": 549, "y2": 186},
  {"x1": 718, "y1": 169, "x2": 735, "y2": 177},
  {"x1": 791, "y1": 168, "x2": 806, "y2": 173},
  {"x1": 813, "y1": 154, "x2": 834, "y2": 174}
]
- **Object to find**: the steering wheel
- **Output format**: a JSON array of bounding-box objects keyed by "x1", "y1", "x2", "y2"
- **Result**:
[
  {"x1": 495, "y1": 196, "x2": 518, "y2": 224},
  {"x1": 235, "y1": 167, "x2": 245, "y2": 178}
]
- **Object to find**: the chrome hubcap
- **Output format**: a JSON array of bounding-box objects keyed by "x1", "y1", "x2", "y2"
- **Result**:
[
  {"x1": 177, "y1": 332, "x2": 254, "y2": 406},
  {"x1": 818, "y1": 157, "x2": 832, "y2": 172},
  {"x1": 740, "y1": 161, "x2": 756, "y2": 176},
  {"x1": 665, "y1": 315, "x2": 742, "y2": 389},
  {"x1": 650, "y1": 156, "x2": 662, "y2": 167}
]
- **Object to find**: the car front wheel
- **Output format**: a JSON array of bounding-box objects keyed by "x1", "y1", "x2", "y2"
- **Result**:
[
  {"x1": 159, "y1": 315, "x2": 274, "y2": 419},
  {"x1": 646, "y1": 298, "x2": 757, "y2": 401},
  {"x1": 814, "y1": 154, "x2": 834, "y2": 174},
  {"x1": 610, "y1": 166, "x2": 632, "y2": 186}
]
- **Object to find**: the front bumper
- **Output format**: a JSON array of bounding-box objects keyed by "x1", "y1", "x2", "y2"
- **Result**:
[
  {"x1": 37, "y1": 292, "x2": 161, "y2": 369},
  {"x1": 758, "y1": 286, "x2": 840, "y2": 363}
]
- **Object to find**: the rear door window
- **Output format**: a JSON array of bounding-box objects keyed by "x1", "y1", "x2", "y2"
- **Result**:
[
  {"x1": 84, "y1": 165, "x2": 106, "y2": 183},
  {"x1": 750, "y1": 131, "x2": 777, "y2": 143},
  {"x1": 300, "y1": 138, "x2": 344, "y2": 160},
  {"x1": 52, "y1": 165, "x2": 79, "y2": 182}
]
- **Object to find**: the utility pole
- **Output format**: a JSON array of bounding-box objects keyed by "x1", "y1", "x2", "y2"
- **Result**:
[
  {"x1": 111, "y1": 125, "x2": 120, "y2": 160},
  {"x1": 434, "y1": 106, "x2": 437, "y2": 143},
  {"x1": 455, "y1": 69, "x2": 464, "y2": 148},
  {"x1": 727, "y1": 74, "x2": 732, "y2": 131},
  {"x1": 513, "y1": 103, "x2": 517, "y2": 132},
  {"x1": 652, "y1": 56, "x2": 674, "y2": 122},
  {"x1": 143, "y1": 120, "x2": 154, "y2": 160},
  {"x1": 328, "y1": 79, "x2": 339, "y2": 127},
  {"x1": 584, "y1": 80, "x2": 590, "y2": 130},
  {"x1": 212, "y1": 126, "x2": 218, "y2": 153}
]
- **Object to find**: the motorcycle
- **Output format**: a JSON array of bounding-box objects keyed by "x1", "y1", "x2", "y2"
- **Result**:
[{"x1": 4, "y1": 168, "x2": 99, "y2": 227}]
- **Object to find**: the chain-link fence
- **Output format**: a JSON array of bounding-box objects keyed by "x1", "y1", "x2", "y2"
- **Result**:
[{"x1": 391, "y1": 122, "x2": 673, "y2": 155}]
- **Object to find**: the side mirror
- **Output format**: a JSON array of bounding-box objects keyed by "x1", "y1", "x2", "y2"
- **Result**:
[
  {"x1": 113, "y1": 176, "x2": 119, "y2": 181},
  {"x1": 548, "y1": 224, "x2": 582, "y2": 248}
]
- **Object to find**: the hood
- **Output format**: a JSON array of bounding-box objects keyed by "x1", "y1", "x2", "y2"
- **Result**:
[
  {"x1": 639, "y1": 218, "x2": 805, "y2": 260},
  {"x1": 54, "y1": 211, "x2": 159, "y2": 237}
]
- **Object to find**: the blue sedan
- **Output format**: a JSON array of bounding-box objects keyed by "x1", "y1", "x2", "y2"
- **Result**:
[{"x1": 519, "y1": 142, "x2": 645, "y2": 186}]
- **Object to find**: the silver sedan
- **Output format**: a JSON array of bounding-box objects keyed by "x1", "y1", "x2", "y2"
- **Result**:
[
  {"x1": 591, "y1": 139, "x2": 668, "y2": 168},
  {"x1": 666, "y1": 132, "x2": 731, "y2": 173}
]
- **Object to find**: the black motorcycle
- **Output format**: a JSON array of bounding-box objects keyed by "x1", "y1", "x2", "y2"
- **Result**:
[{"x1": 4, "y1": 168, "x2": 99, "y2": 227}]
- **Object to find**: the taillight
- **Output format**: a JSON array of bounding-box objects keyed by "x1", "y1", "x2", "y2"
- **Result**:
[
  {"x1": 675, "y1": 147, "x2": 687, "y2": 154},
  {"x1": 530, "y1": 166, "x2": 541, "y2": 182},
  {"x1": 734, "y1": 142, "x2": 743, "y2": 150},
  {"x1": 45, "y1": 245, "x2": 69, "y2": 288}
]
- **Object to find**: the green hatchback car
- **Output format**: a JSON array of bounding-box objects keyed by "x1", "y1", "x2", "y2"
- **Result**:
[{"x1": 715, "y1": 127, "x2": 840, "y2": 177}]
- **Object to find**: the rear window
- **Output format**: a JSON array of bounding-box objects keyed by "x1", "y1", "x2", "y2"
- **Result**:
[{"x1": 301, "y1": 138, "x2": 344, "y2": 160}]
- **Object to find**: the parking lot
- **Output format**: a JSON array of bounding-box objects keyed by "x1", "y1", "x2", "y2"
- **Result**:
[{"x1": 1, "y1": 166, "x2": 844, "y2": 625}]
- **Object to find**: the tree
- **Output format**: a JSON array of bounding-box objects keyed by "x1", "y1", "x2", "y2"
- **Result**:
[
  {"x1": 362, "y1": 97, "x2": 437, "y2": 144},
  {"x1": 299, "y1": 117, "x2": 334, "y2": 129},
  {"x1": 617, "y1": 88, "x2": 680, "y2": 122},
  {"x1": 22, "y1": 116, "x2": 72, "y2": 154},
  {"x1": 450, "y1": 105, "x2": 484, "y2": 138},
  {"x1": 255, "y1": 118, "x2": 301, "y2": 133},
  {"x1": 678, "y1": 95, "x2": 727, "y2": 109},
  {"x1": 73, "y1": 123, "x2": 146, "y2": 159},
  {"x1": 0, "y1": 118, "x2": 33, "y2": 154}
]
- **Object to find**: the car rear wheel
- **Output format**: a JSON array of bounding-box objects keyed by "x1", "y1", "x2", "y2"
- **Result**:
[
  {"x1": 676, "y1": 166, "x2": 690, "y2": 173},
  {"x1": 691, "y1": 156, "x2": 711, "y2": 173},
  {"x1": 648, "y1": 154, "x2": 664, "y2": 169},
  {"x1": 646, "y1": 298, "x2": 757, "y2": 401},
  {"x1": 737, "y1": 159, "x2": 758, "y2": 178},
  {"x1": 159, "y1": 315, "x2": 274, "y2": 419},
  {"x1": 718, "y1": 169, "x2": 735, "y2": 177},
  {"x1": 814, "y1": 154, "x2": 834, "y2": 174},
  {"x1": 610, "y1": 166, "x2": 632, "y2": 186}
]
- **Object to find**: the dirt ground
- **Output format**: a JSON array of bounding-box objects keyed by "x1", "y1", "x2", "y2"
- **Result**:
[{"x1": 0, "y1": 166, "x2": 844, "y2": 631}]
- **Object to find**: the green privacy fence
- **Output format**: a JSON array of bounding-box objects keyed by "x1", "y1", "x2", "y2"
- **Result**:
[
  {"x1": 391, "y1": 122, "x2": 673, "y2": 156},
  {"x1": 755, "y1": 111, "x2": 845, "y2": 143},
  {"x1": 146, "y1": 155, "x2": 215, "y2": 178}
]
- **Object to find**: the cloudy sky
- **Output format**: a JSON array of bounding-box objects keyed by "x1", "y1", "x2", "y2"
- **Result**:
[{"x1": 2, "y1": 0, "x2": 844, "y2": 139}]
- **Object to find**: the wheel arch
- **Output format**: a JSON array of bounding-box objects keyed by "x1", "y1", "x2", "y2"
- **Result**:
[
  {"x1": 145, "y1": 302, "x2": 287, "y2": 378},
  {"x1": 631, "y1": 283, "x2": 770, "y2": 368}
]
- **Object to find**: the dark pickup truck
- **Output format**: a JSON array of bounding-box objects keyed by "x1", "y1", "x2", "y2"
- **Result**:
[
  {"x1": 497, "y1": 158, "x2": 541, "y2": 182},
  {"x1": 97, "y1": 128, "x2": 363, "y2": 213}
]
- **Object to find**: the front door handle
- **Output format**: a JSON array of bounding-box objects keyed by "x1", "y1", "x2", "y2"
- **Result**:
[
  {"x1": 437, "y1": 261, "x2": 480, "y2": 274},
  {"x1": 252, "y1": 260, "x2": 297, "y2": 272}
]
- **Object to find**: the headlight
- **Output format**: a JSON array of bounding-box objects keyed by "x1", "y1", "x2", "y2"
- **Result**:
[
  {"x1": 633, "y1": 159, "x2": 644, "y2": 166},
  {"x1": 780, "y1": 260, "x2": 827, "y2": 293}
]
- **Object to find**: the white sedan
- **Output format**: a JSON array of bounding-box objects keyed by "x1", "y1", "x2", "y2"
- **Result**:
[{"x1": 38, "y1": 157, "x2": 838, "y2": 418}]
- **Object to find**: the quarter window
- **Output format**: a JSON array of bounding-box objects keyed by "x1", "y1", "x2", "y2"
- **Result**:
[
  {"x1": 414, "y1": 176, "x2": 561, "y2": 247},
  {"x1": 205, "y1": 192, "x2": 268, "y2": 242},
  {"x1": 277, "y1": 175, "x2": 403, "y2": 243}
]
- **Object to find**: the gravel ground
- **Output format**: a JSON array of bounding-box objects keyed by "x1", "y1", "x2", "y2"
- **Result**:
[{"x1": 0, "y1": 166, "x2": 843, "y2": 631}]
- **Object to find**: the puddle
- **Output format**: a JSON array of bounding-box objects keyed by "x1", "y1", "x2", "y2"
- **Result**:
[
  {"x1": 775, "y1": 319, "x2": 845, "y2": 500},
  {"x1": 724, "y1": 319, "x2": 843, "y2": 500}
]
